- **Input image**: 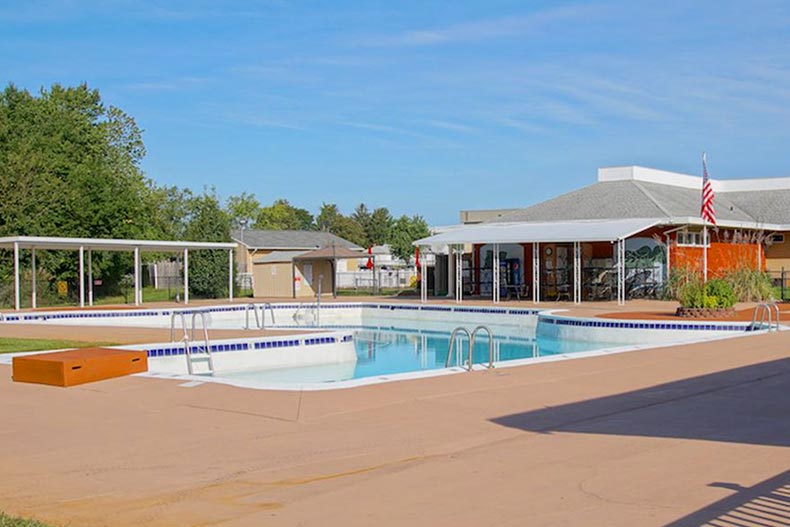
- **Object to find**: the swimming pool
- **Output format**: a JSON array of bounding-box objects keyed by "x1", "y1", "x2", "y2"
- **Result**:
[{"x1": 212, "y1": 325, "x2": 619, "y2": 386}]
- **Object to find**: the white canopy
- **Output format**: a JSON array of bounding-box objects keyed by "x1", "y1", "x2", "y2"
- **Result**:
[
  {"x1": 415, "y1": 218, "x2": 662, "y2": 249},
  {"x1": 0, "y1": 236, "x2": 236, "y2": 252}
]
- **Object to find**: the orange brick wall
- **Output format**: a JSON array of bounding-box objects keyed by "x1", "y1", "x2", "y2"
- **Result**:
[{"x1": 670, "y1": 239, "x2": 764, "y2": 277}]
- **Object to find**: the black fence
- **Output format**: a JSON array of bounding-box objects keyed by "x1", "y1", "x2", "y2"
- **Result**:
[{"x1": 767, "y1": 269, "x2": 789, "y2": 301}]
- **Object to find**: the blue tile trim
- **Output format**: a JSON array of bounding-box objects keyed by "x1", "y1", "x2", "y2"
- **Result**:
[
  {"x1": 540, "y1": 315, "x2": 752, "y2": 332},
  {"x1": 145, "y1": 333, "x2": 352, "y2": 358}
]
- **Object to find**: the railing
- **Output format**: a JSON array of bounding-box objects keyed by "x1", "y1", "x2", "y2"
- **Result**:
[
  {"x1": 168, "y1": 308, "x2": 214, "y2": 375},
  {"x1": 445, "y1": 325, "x2": 496, "y2": 371},
  {"x1": 445, "y1": 327, "x2": 472, "y2": 370},
  {"x1": 470, "y1": 325, "x2": 496, "y2": 369},
  {"x1": 750, "y1": 302, "x2": 781, "y2": 332},
  {"x1": 244, "y1": 303, "x2": 277, "y2": 330}
]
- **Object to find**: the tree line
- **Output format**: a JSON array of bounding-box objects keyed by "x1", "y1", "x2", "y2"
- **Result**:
[{"x1": 0, "y1": 83, "x2": 429, "y2": 302}]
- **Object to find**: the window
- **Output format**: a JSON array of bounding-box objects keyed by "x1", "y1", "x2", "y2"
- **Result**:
[
  {"x1": 676, "y1": 230, "x2": 709, "y2": 247},
  {"x1": 769, "y1": 234, "x2": 785, "y2": 244}
]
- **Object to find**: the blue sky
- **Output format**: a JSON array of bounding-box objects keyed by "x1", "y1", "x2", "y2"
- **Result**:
[{"x1": 2, "y1": 0, "x2": 789, "y2": 225}]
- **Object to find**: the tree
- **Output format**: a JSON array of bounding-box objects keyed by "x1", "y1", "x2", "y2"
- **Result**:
[
  {"x1": 255, "y1": 199, "x2": 313, "y2": 230},
  {"x1": 0, "y1": 83, "x2": 154, "y2": 297},
  {"x1": 317, "y1": 203, "x2": 366, "y2": 246},
  {"x1": 226, "y1": 192, "x2": 260, "y2": 230},
  {"x1": 183, "y1": 189, "x2": 232, "y2": 298},
  {"x1": 367, "y1": 207, "x2": 393, "y2": 246},
  {"x1": 388, "y1": 215, "x2": 430, "y2": 263}
]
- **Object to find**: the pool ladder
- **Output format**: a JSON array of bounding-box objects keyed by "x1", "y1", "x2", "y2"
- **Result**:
[
  {"x1": 445, "y1": 325, "x2": 496, "y2": 371},
  {"x1": 170, "y1": 309, "x2": 215, "y2": 375},
  {"x1": 749, "y1": 302, "x2": 781, "y2": 332},
  {"x1": 244, "y1": 303, "x2": 276, "y2": 330}
]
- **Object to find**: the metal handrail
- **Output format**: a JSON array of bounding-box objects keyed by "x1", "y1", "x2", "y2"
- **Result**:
[
  {"x1": 470, "y1": 325, "x2": 495, "y2": 369},
  {"x1": 170, "y1": 311, "x2": 188, "y2": 342},
  {"x1": 261, "y1": 302, "x2": 276, "y2": 328},
  {"x1": 750, "y1": 302, "x2": 781, "y2": 332},
  {"x1": 187, "y1": 310, "x2": 214, "y2": 375},
  {"x1": 244, "y1": 303, "x2": 260, "y2": 330},
  {"x1": 445, "y1": 327, "x2": 472, "y2": 370}
]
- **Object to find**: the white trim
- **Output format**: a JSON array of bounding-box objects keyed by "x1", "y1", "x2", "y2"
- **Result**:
[
  {"x1": 0, "y1": 236, "x2": 236, "y2": 252},
  {"x1": 598, "y1": 165, "x2": 790, "y2": 192}
]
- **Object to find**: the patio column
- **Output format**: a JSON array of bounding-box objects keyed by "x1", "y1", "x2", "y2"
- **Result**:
[
  {"x1": 616, "y1": 239, "x2": 625, "y2": 305},
  {"x1": 492, "y1": 243, "x2": 500, "y2": 303},
  {"x1": 133, "y1": 247, "x2": 140, "y2": 306},
  {"x1": 532, "y1": 242, "x2": 540, "y2": 303},
  {"x1": 228, "y1": 249, "x2": 234, "y2": 302},
  {"x1": 665, "y1": 234, "x2": 671, "y2": 279},
  {"x1": 183, "y1": 248, "x2": 189, "y2": 305},
  {"x1": 79, "y1": 245, "x2": 85, "y2": 308},
  {"x1": 573, "y1": 241, "x2": 581, "y2": 304},
  {"x1": 88, "y1": 249, "x2": 93, "y2": 306},
  {"x1": 13, "y1": 241, "x2": 20, "y2": 311},
  {"x1": 420, "y1": 247, "x2": 427, "y2": 303},
  {"x1": 447, "y1": 249, "x2": 455, "y2": 299},
  {"x1": 31, "y1": 248, "x2": 36, "y2": 309},
  {"x1": 455, "y1": 245, "x2": 463, "y2": 303}
]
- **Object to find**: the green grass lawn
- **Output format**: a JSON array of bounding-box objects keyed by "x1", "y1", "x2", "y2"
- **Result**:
[
  {"x1": 0, "y1": 512, "x2": 54, "y2": 527},
  {"x1": 0, "y1": 338, "x2": 117, "y2": 354}
]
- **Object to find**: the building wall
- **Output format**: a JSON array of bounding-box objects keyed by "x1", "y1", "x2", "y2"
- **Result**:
[
  {"x1": 252, "y1": 262, "x2": 293, "y2": 298},
  {"x1": 293, "y1": 260, "x2": 334, "y2": 298},
  {"x1": 765, "y1": 231, "x2": 790, "y2": 272},
  {"x1": 669, "y1": 231, "x2": 764, "y2": 277}
]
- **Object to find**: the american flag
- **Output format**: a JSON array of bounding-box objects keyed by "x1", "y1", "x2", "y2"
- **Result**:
[{"x1": 701, "y1": 152, "x2": 716, "y2": 225}]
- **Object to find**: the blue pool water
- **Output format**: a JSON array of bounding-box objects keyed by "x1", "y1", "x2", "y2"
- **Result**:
[{"x1": 218, "y1": 327, "x2": 618, "y2": 386}]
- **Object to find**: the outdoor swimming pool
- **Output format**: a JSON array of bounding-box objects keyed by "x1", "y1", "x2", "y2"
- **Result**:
[{"x1": 215, "y1": 325, "x2": 619, "y2": 386}]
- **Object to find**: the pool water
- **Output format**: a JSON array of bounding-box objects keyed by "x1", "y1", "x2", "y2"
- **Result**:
[{"x1": 217, "y1": 327, "x2": 618, "y2": 386}]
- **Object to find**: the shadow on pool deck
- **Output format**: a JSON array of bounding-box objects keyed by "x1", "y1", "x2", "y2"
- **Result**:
[
  {"x1": 490, "y1": 357, "x2": 790, "y2": 447},
  {"x1": 664, "y1": 469, "x2": 790, "y2": 526}
]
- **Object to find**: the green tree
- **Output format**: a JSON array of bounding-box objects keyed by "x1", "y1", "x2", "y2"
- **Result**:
[
  {"x1": 388, "y1": 215, "x2": 430, "y2": 263},
  {"x1": 255, "y1": 199, "x2": 314, "y2": 230},
  {"x1": 0, "y1": 83, "x2": 154, "y2": 299},
  {"x1": 183, "y1": 189, "x2": 232, "y2": 298},
  {"x1": 226, "y1": 192, "x2": 260, "y2": 230},
  {"x1": 317, "y1": 203, "x2": 365, "y2": 246},
  {"x1": 368, "y1": 207, "x2": 394, "y2": 246}
]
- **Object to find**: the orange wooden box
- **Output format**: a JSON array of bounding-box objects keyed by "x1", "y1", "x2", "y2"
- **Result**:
[{"x1": 12, "y1": 348, "x2": 148, "y2": 387}]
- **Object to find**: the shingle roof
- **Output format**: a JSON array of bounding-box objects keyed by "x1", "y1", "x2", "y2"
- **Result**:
[
  {"x1": 232, "y1": 229, "x2": 361, "y2": 250},
  {"x1": 488, "y1": 180, "x2": 776, "y2": 225},
  {"x1": 723, "y1": 189, "x2": 790, "y2": 224}
]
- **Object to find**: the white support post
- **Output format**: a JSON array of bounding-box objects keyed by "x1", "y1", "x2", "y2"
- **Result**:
[
  {"x1": 455, "y1": 246, "x2": 463, "y2": 303},
  {"x1": 665, "y1": 234, "x2": 671, "y2": 280},
  {"x1": 87, "y1": 249, "x2": 93, "y2": 306},
  {"x1": 133, "y1": 247, "x2": 140, "y2": 306},
  {"x1": 703, "y1": 224, "x2": 708, "y2": 283},
  {"x1": 492, "y1": 243, "x2": 500, "y2": 304},
  {"x1": 420, "y1": 247, "x2": 427, "y2": 303},
  {"x1": 447, "y1": 249, "x2": 455, "y2": 299},
  {"x1": 228, "y1": 249, "x2": 234, "y2": 302},
  {"x1": 573, "y1": 241, "x2": 581, "y2": 304},
  {"x1": 79, "y1": 245, "x2": 85, "y2": 308},
  {"x1": 616, "y1": 239, "x2": 626, "y2": 305},
  {"x1": 183, "y1": 248, "x2": 189, "y2": 305},
  {"x1": 532, "y1": 242, "x2": 540, "y2": 303},
  {"x1": 31, "y1": 248, "x2": 37, "y2": 310},
  {"x1": 13, "y1": 241, "x2": 20, "y2": 311}
]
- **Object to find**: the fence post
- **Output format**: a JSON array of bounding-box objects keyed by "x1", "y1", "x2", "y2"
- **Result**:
[{"x1": 782, "y1": 267, "x2": 786, "y2": 301}]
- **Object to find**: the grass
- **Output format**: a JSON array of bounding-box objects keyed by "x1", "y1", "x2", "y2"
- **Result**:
[
  {"x1": 0, "y1": 338, "x2": 117, "y2": 354},
  {"x1": 336, "y1": 288, "x2": 404, "y2": 297},
  {"x1": 0, "y1": 512, "x2": 54, "y2": 527}
]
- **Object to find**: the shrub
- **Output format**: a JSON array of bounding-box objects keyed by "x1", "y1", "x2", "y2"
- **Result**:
[
  {"x1": 677, "y1": 280, "x2": 706, "y2": 308},
  {"x1": 721, "y1": 268, "x2": 774, "y2": 302},
  {"x1": 704, "y1": 279, "x2": 736, "y2": 308}
]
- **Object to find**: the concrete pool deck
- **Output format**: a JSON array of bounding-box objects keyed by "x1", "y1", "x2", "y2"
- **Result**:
[{"x1": 0, "y1": 305, "x2": 787, "y2": 526}]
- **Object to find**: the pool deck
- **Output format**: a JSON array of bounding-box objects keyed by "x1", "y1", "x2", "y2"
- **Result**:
[{"x1": 0, "y1": 298, "x2": 788, "y2": 526}]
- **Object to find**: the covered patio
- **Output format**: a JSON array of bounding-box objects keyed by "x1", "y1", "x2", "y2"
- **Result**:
[
  {"x1": 0, "y1": 236, "x2": 238, "y2": 310},
  {"x1": 415, "y1": 218, "x2": 664, "y2": 305}
]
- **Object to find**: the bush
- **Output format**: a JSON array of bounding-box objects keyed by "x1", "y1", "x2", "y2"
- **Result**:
[
  {"x1": 677, "y1": 276, "x2": 736, "y2": 309},
  {"x1": 704, "y1": 279, "x2": 736, "y2": 308},
  {"x1": 721, "y1": 268, "x2": 774, "y2": 302}
]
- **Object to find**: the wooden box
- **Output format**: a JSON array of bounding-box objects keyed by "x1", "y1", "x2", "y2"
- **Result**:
[{"x1": 13, "y1": 348, "x2": 148, "y2": 387}]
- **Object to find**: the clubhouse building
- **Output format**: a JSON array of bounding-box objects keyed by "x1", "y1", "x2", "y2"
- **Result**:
[{"x1": 416, "y1": 166, "x2": 790, "y2": 304}]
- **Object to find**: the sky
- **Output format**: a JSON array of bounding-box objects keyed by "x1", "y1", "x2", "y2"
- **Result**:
[{"x1": 2, "y1": 0, "x2": 789, "y2": 225}]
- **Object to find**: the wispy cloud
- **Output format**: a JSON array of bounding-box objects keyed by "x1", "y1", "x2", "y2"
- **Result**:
[
  {"x1": 355, "y1": 6, "x2": 591, "y2": 47},
  {"x1": 420, "y1": 119, "x2": 477, "y2": 133},
  {"x1": 122, "y1": 76, "x2": 214, "y2": 92}
]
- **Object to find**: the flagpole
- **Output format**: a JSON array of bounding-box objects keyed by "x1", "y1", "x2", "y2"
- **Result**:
[{"x1": 703, "y1": 222, "x2": 708, "y2": 283}]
